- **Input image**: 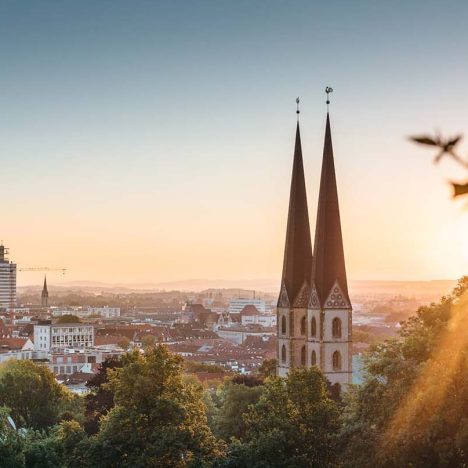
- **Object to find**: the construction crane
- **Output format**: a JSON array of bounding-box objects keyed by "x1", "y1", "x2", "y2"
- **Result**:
[{"x1": 19, "y1": 267, "x2": 67, "y2": 275}]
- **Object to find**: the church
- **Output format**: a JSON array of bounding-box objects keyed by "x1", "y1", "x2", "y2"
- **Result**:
[{"x1": 277, "y1": 98, "x2": 352, "y2": 388}]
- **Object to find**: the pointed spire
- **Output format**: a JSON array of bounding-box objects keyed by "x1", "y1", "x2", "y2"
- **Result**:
[
  {"x1": 41, "y1": 276, "x2": 49, "y2": 307},
  {"x1": 278, "y1": 119, "x2": 313, "y2": 306},
  {"x1": 311, "y1": 113, "x2": 350, "y2": 306}
]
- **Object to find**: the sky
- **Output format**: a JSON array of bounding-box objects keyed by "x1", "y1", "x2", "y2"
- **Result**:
[{"x1": 1, "y1": 0, "x2": 468, "y2": 287}]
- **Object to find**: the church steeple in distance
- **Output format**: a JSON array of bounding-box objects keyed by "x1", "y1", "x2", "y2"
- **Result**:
[
  {"x1": 41, "y1": 276, "x2": 49, "y2": 307},
  {"x1": 278, "y1": 98, "x2": 313, "y2": 308},
  {"x1": 311, "y1": 111, "x2": 350, "y2": 307}
]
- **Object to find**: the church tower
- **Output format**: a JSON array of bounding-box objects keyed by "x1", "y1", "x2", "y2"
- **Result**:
[
  {"x1": 277, "y1": 97, "x2": 352, "y2": 388},
  {"x1": 277, "y1": 114, "x2": 313, "y2": 377},
  {"x1": 41, "y1": 276, "x2": 49, "y2": 308},
  {"x1": 309, "y1": 112, "x2": 352, "y2": 387}
]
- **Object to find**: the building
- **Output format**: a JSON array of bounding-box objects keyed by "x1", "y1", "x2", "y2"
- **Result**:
[
  {"x1": 217, "y1": 325, "x2": 275, "y2": 345},
  {"x1": 86, "y1": 307, "x2": 120, "y2": 318},
  {"x1": 41, "y1": 276, "x2": 49, "y2": 307},
  {"x1": 0, "y1": 244, "x2": 16, "y2": 310},
  {"x1": 228, "y1": 298, "x2": 266, "y2": 314},
  {"x1": 277, "y1": 108, "x2": 352, "y2": 388},
  {"x1": 51, "y1": 306, "x2": 121, "y2": 319},
  {"x1": 34, "y1": 321, "x2": 94, "y2": 351},
  {"x1": 240, "y1": 305, "x2": 276, "y2": 327}
]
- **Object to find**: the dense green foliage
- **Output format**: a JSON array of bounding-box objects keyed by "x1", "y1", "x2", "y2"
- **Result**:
[
  {"x1": 212, "y1": 376, "x2": 264, "y2": 441},
  {"x1": 84, "y1": 357, "x2": 122, "y2": 435},
  {"x1": 3, "y1": 278, "x2": 468, "y2": 467},
  {"x1": 341, "y1": 276, "x2": 468, "y2": 467},
  {"x1": 86, "y1": 346, "x2": 225, "y2": 467},
  {"x1": 222, "y1": 367, "x2": 340, "y2": 468},
  {"x1": 0, "y1": 360, "x2": 72, "y2": 430},
  {"x1": 56, "y1": 314, "x2": 81, "y2": 324}
]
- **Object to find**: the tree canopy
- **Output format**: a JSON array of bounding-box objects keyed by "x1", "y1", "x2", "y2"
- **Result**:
[
  {"x1": 0, "y1": 360, "x2": 70, "y2": 430},
  {"x1": 86, "y1": 345, "x2": 225, "y2": 467},
  {"x1": 340, "y1": 276, "x2": 468, "y2": 467}
]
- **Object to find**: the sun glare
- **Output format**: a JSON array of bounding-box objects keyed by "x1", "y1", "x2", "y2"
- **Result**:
[{"x1": 381, "y1": 289, "x2": 468, "y2": 456}]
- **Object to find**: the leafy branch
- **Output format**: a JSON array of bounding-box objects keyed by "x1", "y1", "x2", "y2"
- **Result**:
[{"x1": 410, "y1": 133, "x2": 468, "y2": 197}]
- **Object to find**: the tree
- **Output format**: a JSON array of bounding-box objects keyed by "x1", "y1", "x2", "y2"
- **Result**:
[
  {"x1": 141, "y1": 334, "x2": 157, "y2": 349},
  {"x1": 84, "y1": 357, "x2": 122, "y2": 435},
  {"x1": 0, "y1": 360, "x2": 68, "y2": 430},
  {"x1": 20, "y1": 420, "x2": 90, "y2": 468},
  {"x1": 56, "y1": 314, "x2": 81, "y2": 324},
  {"x1": 258, "y1": 358, "x2": 277, "y2": 379},
  {"x1": 0, "y1": 406, "x2": 25, "y2": 467},
  {"x1": 117, "y1": 336, "x2": 131, "y2": 350},
  {"x1": 184, "y1": 361, "x2": 226, "y2": 374},
  {"x1": 212, "y1": 377, "x2": 264, "y2": 441},
  {"x1": 87, "y1": 345, "x2": 225, "y2": 467},
  {"x1": 223, "y1": 367, "x2": 340, "y2": 468},
  {"x1": 340, "y1": 276, "x2": 468, "y2": 467}
]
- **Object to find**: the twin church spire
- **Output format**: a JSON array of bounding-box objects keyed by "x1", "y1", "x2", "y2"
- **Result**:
[
  {"x1": 277, "y1": 94, "x2": 352, "y2": 385},
  {"x1": 279, "y1": 109, "x2": 348, "y2": 308}
]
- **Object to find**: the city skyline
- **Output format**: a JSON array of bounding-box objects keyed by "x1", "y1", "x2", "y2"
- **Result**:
[{"x1": 2, "y1": 1, "x2": 468, "y2": 286}]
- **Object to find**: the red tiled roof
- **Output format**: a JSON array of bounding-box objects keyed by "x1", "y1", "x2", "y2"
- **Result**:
[
  {"x1": 0, "y1": 337, "x2": 27, "y2": 350},
  {"x1": 240, "y1": 305, "x2": 259, "y2": 316}
]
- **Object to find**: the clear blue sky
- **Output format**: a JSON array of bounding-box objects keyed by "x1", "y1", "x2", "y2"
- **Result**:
[{"x1": 1, "y1": 0, "x2": 468, "y2": 284}]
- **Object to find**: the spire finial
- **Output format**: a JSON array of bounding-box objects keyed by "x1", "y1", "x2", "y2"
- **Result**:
[
  {"x1": 325, "y1": 86, "x2": 333, "y2": 111},
  {"x1": 296, "y1": 97, "x2": 300, "y2": 121}
]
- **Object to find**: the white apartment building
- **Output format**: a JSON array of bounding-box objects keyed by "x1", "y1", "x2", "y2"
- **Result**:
[
  {"x1": 34, "y1": 322, "x2": 94, "y2": 351},
  {"x1": 241, "y1": 313, "x2": 276, "y2": 327},
  {"x1": 87, "y1": 306, "x2": 120, "y2": 318},
  {"x1": 228, "y1": 298, "x2": 266, "y2": 314},
  {"x1": 217, "y1": 326, "x2": 275, "y2": 345},
  {"x1": 0, "y1": 245, "x2": 16, "y2": 310},
  {"x1": 52, "y1": 306, "x2": 120, "y2": 319}
]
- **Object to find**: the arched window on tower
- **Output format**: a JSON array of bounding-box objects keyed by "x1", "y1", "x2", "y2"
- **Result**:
[
  {"x1": 332, "y1": 351, "x2": 342, "y2": 371},
  {"x1": 301, "y1": 345, "x2": 306, "y2": 365},
  {"x1": 311, "y1": 316, "x2": 317, "y2": 337},
  {"x1": 281, "y1": 345, "x2": 287, "y2": 363},
  {"x1": 300, "y1": 316, "x2": 306, "y2": 335},
  {"x1": 281, "y1": 315, "x2": 287, "y2": 335},
  {"x1": 311, "y1": 350, "x2": 317, "y2": 366},
  {"x1": 332, "y1": 317, "x2": 342, "y2": 339}
]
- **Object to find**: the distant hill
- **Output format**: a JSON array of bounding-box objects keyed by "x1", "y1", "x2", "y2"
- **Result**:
[{"x1": 18, "y1": 278, "x2": 457, "y2": 301}]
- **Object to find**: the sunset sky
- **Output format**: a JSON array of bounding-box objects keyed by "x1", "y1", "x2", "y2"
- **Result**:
[{"x1": 1, "y1": 0, "x2": 468, "y2": 286}]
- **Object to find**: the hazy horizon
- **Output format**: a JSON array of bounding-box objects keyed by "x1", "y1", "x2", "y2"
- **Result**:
[
  {"x1": 17, "y1": 277, "x2": 458, "y2": 295},
  {"x1": 2, "y1": 0, "x2": 468, "y2": 286}
]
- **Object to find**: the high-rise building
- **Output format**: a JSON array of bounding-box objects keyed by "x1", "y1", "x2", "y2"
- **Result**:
[
  {"x1": 277, "y1": 109, "x2": 352, "y2": 389},
  {"x1": 0, "y1": 244, "x2": 17, "y2": 310}
]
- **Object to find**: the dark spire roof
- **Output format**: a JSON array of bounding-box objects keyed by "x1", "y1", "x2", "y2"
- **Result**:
[
  {"x1": 279, "y1": 122, "x2": 313, "y2": 305},
  {"x1": 311, "y1": 114, "x2": 349, "y2": 305},
  {"x1": 42, "y1": 276, "x2": 48, "y2": 297}
]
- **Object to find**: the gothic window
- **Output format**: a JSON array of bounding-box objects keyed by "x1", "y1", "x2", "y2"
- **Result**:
[
  {"x1": 300, "y1": 316, "x2": 306, "y2": 335},
  {"x1": 311, "y1": 350, "x2": 317, "y2": 366},
  {"x1": 281, "y1": 315, "x2": 287, "y2": 334},
  {"x1": 301, "y1": 345, "x2": 306, "y2": 365},
  {"x1": 311, "y1": 316, "x2": 317, "y2": 337},
  {"x1": 332, "y1": 351, "x2": 342, "y2": 371},
  {"x1": 332, "y1": 317, "x2": 342, "y2": 338},
  {"x1": 281, "y1": 345, "x2": 287, "y2": 363}
]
